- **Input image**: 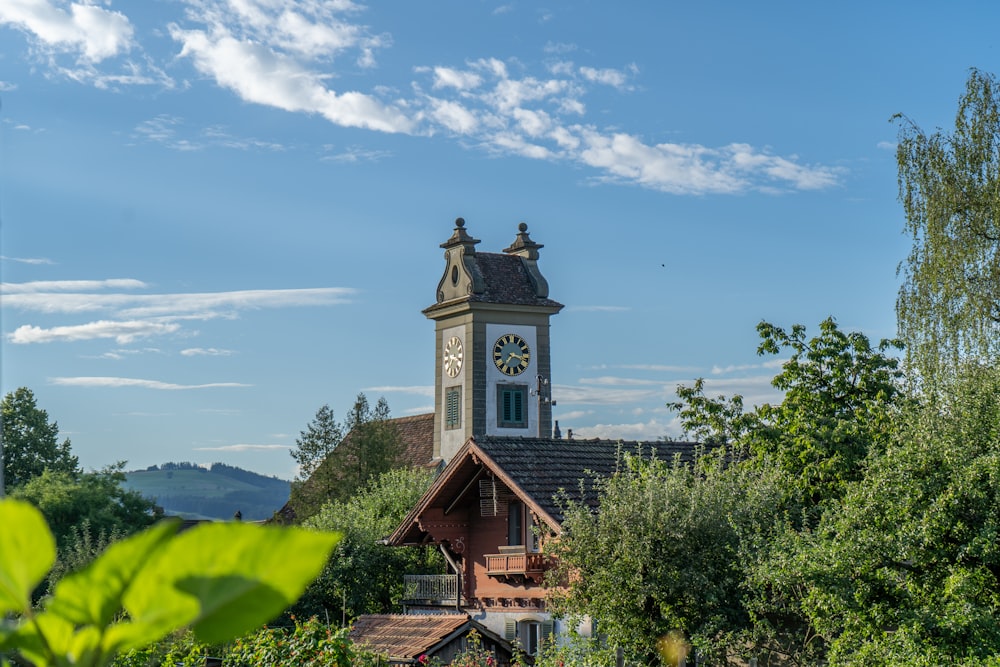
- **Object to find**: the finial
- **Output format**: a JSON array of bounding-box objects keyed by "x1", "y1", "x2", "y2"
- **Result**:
[
  {"x1": 504, "y1": 220, "x2": 542, "y2": 259},
  {"x1": 456, "y1": 217, "x2": 466, "y2": 228}
]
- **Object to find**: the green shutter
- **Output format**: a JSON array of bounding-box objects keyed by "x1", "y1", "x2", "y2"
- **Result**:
[{"x1": 504, "y1": 619, "x2": 516, "y2": 641}]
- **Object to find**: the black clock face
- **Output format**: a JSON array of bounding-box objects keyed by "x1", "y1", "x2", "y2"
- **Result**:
[{"x1": 493, "y1": 333, "x2": 531, "y2": 376}]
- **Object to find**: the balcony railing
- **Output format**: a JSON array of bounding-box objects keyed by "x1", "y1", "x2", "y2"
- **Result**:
[
  {"x1": 403, "y1": 574, "x2": 460, "y2": 606},
  {"x1": 485, "y1": 547, "x2": 549, "y2": 583}
]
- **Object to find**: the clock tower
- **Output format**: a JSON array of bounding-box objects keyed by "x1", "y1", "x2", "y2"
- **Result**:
[{"x1": 424, "y1": 218, "x2": 564, "y2": 462}]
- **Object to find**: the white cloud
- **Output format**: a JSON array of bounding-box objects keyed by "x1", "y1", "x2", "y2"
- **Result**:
[
  {"x1": 553, "y1": 383, "x2": 663, "y2": 406},
  {"x1": 616, "y1": 364, "x2": 702, "y2": 373},
  {"x1": 3, "y1": 2, "x2": 842, "y2": 196},
  {"x1": 364, "y1": 385, "x2": 435, "y2": 398},
  {"x1": 0, "y1": 0, "x2": 134, "y2": 63},
  {"x1": 9, "y1": 320, "x2": 180, "y2": 344},
  {"x1": 432, "y1": 66, "x2": 482, "y2": 91},
  {"x1": 578, "y1": 376, "x2": 670, "y2": 387},
  {"x1": 181, "y1": 347, "x2": 235, "y2": 356},
  {"x1": 50, "y1": 376, "x2": 252, "y2": 389},
  {"x1": 579, "y1": 64, "x2": 636, "y2": 89},
  {"x1": 2, "y1": 278, "x2": 146, "y2": 293},
  {"x1": 4, "y1": 283, "x2": 356, "y2": 345},
  {"x1": 171, "y1": 26, "x2": 412, "y2": 133},
  {"x1": 427, "y1": 98, "x2": 480, "y2": 134},
  {"x1": 193, "y1": 443, "x2": 289, "y2": 451},
  {"x1": 0, "y1": 256, "x2": 55, "y2": 265},
  {"x1": 2, "y1": 286, "x2": 356, "y2": 316},
  {"x1": 571, "y1": 417, "x2": 680, "y2": 441}
]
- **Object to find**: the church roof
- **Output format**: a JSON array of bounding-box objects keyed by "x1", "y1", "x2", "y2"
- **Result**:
[{"x1": 392, "y1": 412, "x2": 438, "y2": 468}]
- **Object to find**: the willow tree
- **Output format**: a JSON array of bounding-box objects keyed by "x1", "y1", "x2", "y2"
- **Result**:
[{"x1": 895, "y1": 68, "x2": 1000, "y2": 386}]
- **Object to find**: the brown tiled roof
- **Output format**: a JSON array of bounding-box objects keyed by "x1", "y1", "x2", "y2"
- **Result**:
[
  {"x1": 474, "y1": 436, "x2": 702, "y2": 524},
  {"x1": 349, "y1": 614, "x2": 472, "y2": 660},
  {"x1": 389, "y1": 435, "x2": 703, "y2": 544},
  {"x1": 393, "y1": 413, "x2": 437, "y2": 468}
]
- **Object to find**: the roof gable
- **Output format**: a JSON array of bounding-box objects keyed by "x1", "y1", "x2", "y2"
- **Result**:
[{"x1": 388, "y1": 435, "x2": 700, "y2": 545}]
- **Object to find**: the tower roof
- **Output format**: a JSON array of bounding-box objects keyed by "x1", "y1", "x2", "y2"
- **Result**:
[{"x1": 426, "y1": 218, "x2": 564, "y2": 317}]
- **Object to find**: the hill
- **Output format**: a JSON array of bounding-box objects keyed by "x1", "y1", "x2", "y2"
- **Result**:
[{"x1": 124, "y1": 462, "x2": 290, "y2": 521}]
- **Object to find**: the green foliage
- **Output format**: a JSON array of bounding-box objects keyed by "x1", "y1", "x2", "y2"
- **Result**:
[
  {"x1": 775, "y1": 362, "x2": 1000, "y2": 664},
  {"x1": 0, "y1": 498, "x2": 340, "y2": 667},
  {"x1": 45, "y1": 520, "x2": 126, "y2": 597},
  {"x1": 673, "y1": 318, "x2": 903, "y2": 513},
  {"x1": 531, "y1": 629, "x2": 619, "y2": 667},
  {"x1": 291, "y1": 467, "x2": 444, "y2": 621},
  {"x1": 292, "y1": 404, "x2": 345, "y2": 482},
  {"x1": 550, "y1": 450, "x2": 786, "y2": 665},
  {"x1": 289, "y1": 394, "x2": 405, "y2": 520},
  {"x1": 226, "y1": 616, "x2": 358, "y2": 666},
  {"x1": 895, "y1": 68, "x2": 1000, "y2": 386},
  {"x1": 12, "y1": 463, "x2": 162, "y2": 550},
  {"x1": 1, "y1": 387, "x2": 79, "y2": 492}
]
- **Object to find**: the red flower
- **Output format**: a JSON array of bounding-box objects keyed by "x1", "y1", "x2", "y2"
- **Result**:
[{"x1": 418, "y1": 655, "x2": 429, "y2": 665}]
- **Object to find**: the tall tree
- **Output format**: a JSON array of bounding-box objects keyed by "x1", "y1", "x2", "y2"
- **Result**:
[
  {"x1": 770, "y1": 362, "x2": 1000, "y2": 664},
  {"x1": 287, "y1": 394, "x2": 404, "y2": 520},
  {"x1": 1, "y1": 387, "x2": 79, "y2": 492},
  {"x1": 895, "y1": 68, "x2": 1000, "y2": 385},
  {"x1": 550, "y1": 451, "x2": 787, "y2": 665},
  {"x1": 672, "y1": 318, "x2": 904, "y2": 513}
]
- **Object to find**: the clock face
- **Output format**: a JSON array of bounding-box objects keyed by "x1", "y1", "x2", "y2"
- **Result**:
[
  {"x1": 444, "y1": 336, "x2": 464, "y2": 377},
  {"x1": 493, "y1": 333, "x2": 531, "y2": 376}
]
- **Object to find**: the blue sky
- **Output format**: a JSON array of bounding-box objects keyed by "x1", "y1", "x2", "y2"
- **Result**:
[{"x1": 1, "y1": 1, "x2": 996, "y2": 479}]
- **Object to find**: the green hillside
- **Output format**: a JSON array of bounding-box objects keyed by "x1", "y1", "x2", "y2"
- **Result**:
[{"x1": 124, "y1": 462, "x2": 290, "y2": 521}]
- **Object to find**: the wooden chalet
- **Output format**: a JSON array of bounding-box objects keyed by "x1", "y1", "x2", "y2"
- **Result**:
[{"x1": 387, "y1": 434, "x2": 698, "y2": 655}]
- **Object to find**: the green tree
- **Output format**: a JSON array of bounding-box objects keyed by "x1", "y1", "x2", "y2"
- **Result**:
[
  {"x1": 550, "y1": 451, "x2": 786, "y2": 665},
  {"x1": 895, "y1": 68, "x2": 1000, "y2": 386},
  {"x1": 771, "y1": 362, "x2": 1000, "y2": 664},
  {"x1": 290, "y1": 467, "x2": 444, "y2": 622},
  {"x1": 12, "y1": 463, "x2": 162, "y2": 552},
  {"x1": 2, "y1": 387, "x2": 79, "y2": 492},
  {"x1": 288, "y1": 394, "x2": 404, "y2": 520},
  {"x1": 672, "y1": 318, "x2": 904, "y2": 514},
  {"x1": 289, "y1": 404, "x2": 345, "y2": 518}
]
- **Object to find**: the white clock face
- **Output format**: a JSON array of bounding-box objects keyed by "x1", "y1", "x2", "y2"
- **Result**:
[{"x1": 444, "y1": 336, "x2": 464, "y2": 377}]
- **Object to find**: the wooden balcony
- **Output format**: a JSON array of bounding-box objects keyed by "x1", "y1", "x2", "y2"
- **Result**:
[
  {"x1": 403, "y1": 574, "x2": 460, "y2": 606},
  {"x1": 485, "y1": 546, "x2": 549, "y2": 584}
]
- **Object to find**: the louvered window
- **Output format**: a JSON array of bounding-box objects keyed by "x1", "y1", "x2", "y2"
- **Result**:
[
  {"x1": 445, "y1": 386, "x2": 461, "y2": 430},
  {"x1": 497, "y1": 385, "x2": 527, "y2": 428}
]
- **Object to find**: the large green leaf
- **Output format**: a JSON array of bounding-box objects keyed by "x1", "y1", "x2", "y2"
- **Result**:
[
  {"x1": 124, "y1": 522, "x2": 340, "y2": 645},
  {"x1": 0, "y1": 499, "x2": 56, "y2": 614},
  {"x1": 47, "y1": 519, "x2": 180, "y2": 629}
]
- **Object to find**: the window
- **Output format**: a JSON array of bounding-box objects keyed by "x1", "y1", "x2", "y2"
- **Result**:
[
  {"x1": 508, "y1": 501, "x2": 523, "y2": 546},
  {"x1": 446, "y1": 386, "x2": 461, "y2": 429},
  {"x1": 497, "y1": 384, "x2": 527, "y2": 428},
  {"x1": 507, "y1": 501, "x2": 541, "y2": 552},
  {"x1": 505, "y1": 619, "x2": 554, "y2": 656}
]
